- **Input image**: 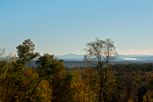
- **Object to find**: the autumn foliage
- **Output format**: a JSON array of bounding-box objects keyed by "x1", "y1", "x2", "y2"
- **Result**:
[{"x1": 0, "y1": 39, "x2": 153, "y2": 102}]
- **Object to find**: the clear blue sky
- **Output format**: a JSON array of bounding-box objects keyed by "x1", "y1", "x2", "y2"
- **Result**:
[{"x1": 0, "y1": 0, "x2": 153, "y2": 55}]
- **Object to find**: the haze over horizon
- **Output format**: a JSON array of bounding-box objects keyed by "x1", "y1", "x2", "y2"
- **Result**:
[{"x1": 1, "y1": 0, "x2": 153, "y2": 55}]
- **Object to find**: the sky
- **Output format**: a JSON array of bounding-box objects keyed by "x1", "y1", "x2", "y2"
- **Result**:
[{"x1": 0, "y1": 0, "x2": 153, "y2": 55}]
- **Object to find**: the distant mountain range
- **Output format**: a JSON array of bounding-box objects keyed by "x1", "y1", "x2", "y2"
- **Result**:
[
  {"x1": 57, "y1": 54, "x2": 153, "y2": 67},
  {"x1": 57, "y1": 54, "x2": 153, "y2": 62},
  {"x1": 57, "y1": 54, "x2": 84, "y2": 61}
]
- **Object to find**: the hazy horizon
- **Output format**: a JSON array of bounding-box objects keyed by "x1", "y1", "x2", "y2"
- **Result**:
[{"x1": 1, "y1": 0, "x2": 153, "y2": 55}]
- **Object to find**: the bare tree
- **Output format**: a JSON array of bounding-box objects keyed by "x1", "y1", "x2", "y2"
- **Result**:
[{"x1": 85, "y1": 38, "x2": 117, "y2": 102}]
